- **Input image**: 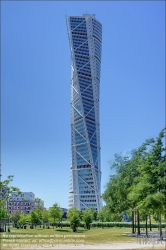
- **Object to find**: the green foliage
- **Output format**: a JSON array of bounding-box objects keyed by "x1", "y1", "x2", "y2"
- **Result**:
[
  {"x1": 93, "y1": 210, "x2": 98, "y2": 221},
  {"x1": 33, "y1": 198, "x2": 44, "y2": 226},
  {"x1": 98, "y1": 206, "x2": 112, "y2": 222},
  {"x1": 128, "y1": 129, "x2": 166, "y2": 214},
  {"x1": 42, "y1": 209, "x2": 49, "y2": 226},
  {"x1": 98, "y1": 208, "x2": 104, "y2": 222},
  {"x1": 79, "y1": 210, "x2": 83, "y2": 220},
  {"x1": 90, "y1": 221, "x2": 166, "y2": 228},
  {"x1": 34, "y1": 198, "x2": 44, "y2": 209},
  {"x1": 10, "y1": 210, "x2": 21, "y2": 225},
  {"x1": 0, "y1": 175, "x2": 21, "y2": 213},
  {"x1": 127, "y1": 129, "x2": 166, "y2": 237},
  {"x1": 70, "y1": 213, "x2": 80, "y2": 232},
  {"x1": 48, "y1": 203, "x2": 63, "y2": 228},
  {"x1": 18, "y1": 213, "x2": 28, "y2": 227},
  {"x1": 82, "y1": 207, "x2": 94, "y2": 229},
  {"x1": 102, "y1": 150, "x2": 142, "y2": 215},
  {"x1": 102, "y1": 128, "x2": 166, "y2": 236},
  {"x1": 35, "y1": 208, "x2": 43, "y2": 224},
  {"x1": 0, "y1": 207, "x2": 7, "y2": 220},
  {"x1": 29, "y1": 210, "x2": 40, "y2": 227},
  {"x1": 67, "y1": 208, "x2": 81, "y2": 232}
]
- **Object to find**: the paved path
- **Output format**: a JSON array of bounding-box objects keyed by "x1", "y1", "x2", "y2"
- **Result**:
[{"x1": 25, "y1": 241, "x2": 166, "y2": 250}]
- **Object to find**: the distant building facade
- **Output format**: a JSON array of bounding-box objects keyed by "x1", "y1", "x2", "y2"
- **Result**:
[
  {"x1": 8, "y1": 192, "x2": 44, "y2": 214},
  {"x1": 61, "y1": 208, "x2": 68, "y2": 219}
]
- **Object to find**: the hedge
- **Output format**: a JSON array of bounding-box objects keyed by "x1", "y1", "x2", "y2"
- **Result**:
[
  {"x1": 60, "y1": 221, "x2": 166, "y2": 229},
  {"x1": 91, "y1": 222, "x2": 166, "y2": 228}
]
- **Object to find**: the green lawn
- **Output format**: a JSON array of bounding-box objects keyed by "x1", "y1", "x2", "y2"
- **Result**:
[{"x1": 1, "y1": 226, "x2": 137, "y2": 249}]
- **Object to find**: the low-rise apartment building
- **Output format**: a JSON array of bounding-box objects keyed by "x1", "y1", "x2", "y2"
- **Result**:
[{"x1": 8, "y1": 192, "x2": 44, "y2": 214}]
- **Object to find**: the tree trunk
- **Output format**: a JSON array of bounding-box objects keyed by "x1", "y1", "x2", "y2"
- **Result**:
[
  {"x1": 158, "y1": 210, "x2": 163, "y2": 240},
  {"x1": 149, "y1": 215, "x2": 152, "y2": 231},
  {"x1": 132, "y1": 211, "x2": 135, "y2": 234},
  {"x1": 134, "y1": 211, "x2": 137, "y2": 233},
  {"x1": 137, "y1": 210, "x2": 140, "y2": 235},
  {"x1": 145, "y1": 215, "x2": 148, "y2": 237}
]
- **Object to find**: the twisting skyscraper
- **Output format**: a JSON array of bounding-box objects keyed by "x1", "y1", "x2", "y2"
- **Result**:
[{"x1": 66, "y1": 14, "x2": 102, "y2": 211}]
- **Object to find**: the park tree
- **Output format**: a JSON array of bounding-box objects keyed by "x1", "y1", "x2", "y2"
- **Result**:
[
  {"x1": 10, "y1": 210, "x2": 21, "y2": 227},
  {"x1": 48, "y1": 203, "x2": 63, "y2": 229},
  {"x1": 93, "y1": 210, "x2": 98, "y2": 221},
  {"x1": 35, "y1": 198, "x2": 44, "y2": 209},
  {"x1": 42, "y1": 209, "x2": 49, "y2": 228},
  {"x1": 35, "y1": 208, "x2": 43, "y2": 226},
  {"x1": 102, "y1": 152, "x2": 136, "y2": 213},
  {"x1": 67, "y1": 208, "x2": 81, "y2": 232},
  {"x1": 98, "y1": 206, "x2": 111, "y2": 223},
  {"x1": 82, "y1": 207, "x2": 94, "y2": 230},
  {"x1": 102, "y1": 152, "x2": 140, "y2": 230},
  {"x1": 0, "y1": 175, "x2": 21, "y2": 231},
  {"x1": 0, "y1": 208, "x2": 7, "y2": 220},
  {"x1": 78, "y1": 210, "x2": 83, "y2": 221},
  {"x1": 18, "y1": 213, "x2": 28, "y2": 227},
  {"x1": 128, "y1": 128, "x2": 166, "y2": 238},
  {"x1": 34, "y1": 198, "x2": 44, "y2": 227},
  {"x1": 29, "y1": 210, "x2": 40, "y2": 228},
  {"x1": 102, "y1": 134, "x2": 158, "y2": 234},
  {"x1": 0, "y1": 175, "x2": 21, "y2": 212},
  {"x1": 98, "y1": 208, "x2": 105, "y2": 226},
  {"x1": 0, "y1": 208, "x2": 10, "y2": 232}
]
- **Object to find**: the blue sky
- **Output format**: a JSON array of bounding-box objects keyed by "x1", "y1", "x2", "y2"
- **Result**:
[{"x1": 1, "y1": 1, "x2": 165, "y2": 209}]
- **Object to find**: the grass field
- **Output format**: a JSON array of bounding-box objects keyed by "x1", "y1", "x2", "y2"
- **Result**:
[{"x1": 0, "y1": 226, "x2": 137, "y2": 249}]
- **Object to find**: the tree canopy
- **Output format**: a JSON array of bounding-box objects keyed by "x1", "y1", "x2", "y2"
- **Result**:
[
  {"x1": 67, "y1": 208, "x2": 81, "y2": 232},
  {"x1": 48, "y1": 203, "x2": 63, "y2": 228},
  {"x1": 102, "y1": 128, "x2": 166, "y2": 235}
]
